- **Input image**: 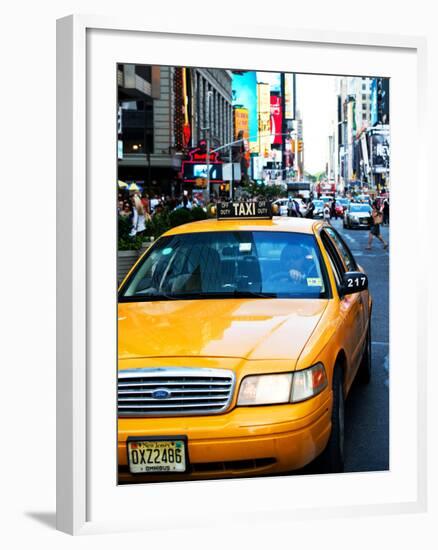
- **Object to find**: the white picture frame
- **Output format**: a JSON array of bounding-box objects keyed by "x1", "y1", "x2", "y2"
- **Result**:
[{"x1": 56, "y1": 15, "x2": 428, "y2": 536}]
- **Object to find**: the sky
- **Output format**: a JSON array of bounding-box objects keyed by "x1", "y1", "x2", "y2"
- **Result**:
[{"x1": 296, "y1": 74, "x2": 338, "y2": 175}]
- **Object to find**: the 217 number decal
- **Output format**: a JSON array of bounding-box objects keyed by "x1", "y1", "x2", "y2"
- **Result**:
[{"x1": 347, "y1": 276, "x2": 366, "y2": 288}]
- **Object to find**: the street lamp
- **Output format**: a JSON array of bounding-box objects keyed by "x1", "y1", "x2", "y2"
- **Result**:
[{"x1": 205, "y1": 90, "x2": 213, "y2": 203}]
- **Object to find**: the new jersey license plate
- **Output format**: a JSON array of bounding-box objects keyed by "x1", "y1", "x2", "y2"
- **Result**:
[{"x1": 127, "y1": 438, "x2": 187, "y2": 474}]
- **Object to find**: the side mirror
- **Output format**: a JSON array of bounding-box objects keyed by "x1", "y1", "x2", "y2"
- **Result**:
[{"x1": 341, "y1": 271, "x2": 368, "y2": 295}]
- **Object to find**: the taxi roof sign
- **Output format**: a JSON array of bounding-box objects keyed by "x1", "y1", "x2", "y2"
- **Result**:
[{"x1": 217, "y1": 200, "x2": 272, "y2": 220}]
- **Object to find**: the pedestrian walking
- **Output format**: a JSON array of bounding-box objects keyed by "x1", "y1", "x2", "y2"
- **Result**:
[
  {"x1": 287, "y1": 196, "x2": 297, "y2": 217},
  {"x1": 323, "y1": 203, "x2": 331, "y2": 223},
  {"x1": 366, "y1": 201, "x2": 388, "y2": 250},
  {"x1": 293, "y1": 198, "x2": 302, "y2": 217},
  {"x1": 382, "y1": 198, "x2": 390, "y2": 226},
  {"x1": 150, "y1": 195, "x2": 159, "y2": 214},
  {"x1": 140, "y1": 191, "x2": 151, "y2": 217},
  {"x1": 129, "y1": 191, "x2": 146, "y2": 237},
  {"x1": 120, "y1": 201, "x2": 132, "y2": 219},
  {"x1": 330, "y1": 199, "x2": 337, "y2": 220},
  {"x1": 305, "y1": 200, "x2": 315, "y2": 219}
]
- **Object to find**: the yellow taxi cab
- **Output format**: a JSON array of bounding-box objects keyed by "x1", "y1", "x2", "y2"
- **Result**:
[{"x1": 117, "y1": 200, "x2": 372, "y2": 482}]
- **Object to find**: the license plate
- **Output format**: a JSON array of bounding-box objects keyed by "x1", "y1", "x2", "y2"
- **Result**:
[{"x1": 127, "y1": 437, "x2": 187, "y2": 474}]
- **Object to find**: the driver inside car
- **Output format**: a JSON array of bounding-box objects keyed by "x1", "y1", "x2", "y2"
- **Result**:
[{"x1": 272, "y1": 243, "x2": 317, "y2": 288}]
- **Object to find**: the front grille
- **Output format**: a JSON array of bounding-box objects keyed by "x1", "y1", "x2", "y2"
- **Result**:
[{"x1": 118, "y1": 367, "x2": 235, "y2": 417}]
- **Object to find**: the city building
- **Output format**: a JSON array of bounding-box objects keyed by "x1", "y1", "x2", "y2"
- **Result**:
[
  {"x1": 118, "y1": 64, "x2": 233, "y2": 197},
  {"x1": 335, "y1": 76, "x2": 390, "y2": 195},
  {"x1": 187, "y1": 68, "x2": 233, "y2": 150}
]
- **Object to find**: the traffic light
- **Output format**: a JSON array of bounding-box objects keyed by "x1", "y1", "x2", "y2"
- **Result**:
[
  {"x1": 195, "y1": 177, "x2": 207, "y2": 188},
  {"x1": 298, "y1": 140, "x2": 303, "y2": 152}
]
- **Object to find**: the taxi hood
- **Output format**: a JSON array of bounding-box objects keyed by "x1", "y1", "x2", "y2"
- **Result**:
[{"x1": 118, "y1": 299, "x2": 328, "y2": 362}]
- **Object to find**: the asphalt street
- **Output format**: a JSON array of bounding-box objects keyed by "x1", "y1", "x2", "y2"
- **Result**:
[
  {"x1": 337, "y1": 217, "x2": 389, "y2": 473},
  {"x1": 292, "y1": 217, "x2": 390, "y2": 475}
]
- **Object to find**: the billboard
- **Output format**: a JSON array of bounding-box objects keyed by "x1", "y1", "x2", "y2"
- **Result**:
[
  {"x1": 270, "y1": 95, "x2": 283, "y2": 145},
  {"x1": 232, "y1": 72, "x2": 258, "y2": 149},
  {"x1": 233, "y1": 107, "x2": 249, "y2": 139},
  {"x1": 257, "y1": 83, "x2": 271, "y2": 157},
  {"x1": 369, "y1": 126, "x2": 390, "y2": 174},
  {"x1": 379, "y1": 78, "x2": 390, "y2": 124},
  {"x1": 183, "y1": 163, "x2": 223, "y2": 182},
  {"x1": 370, "y1": 78, "x2": 378, "y2": 126},
  {"x1": 181, "y1": 144, "x2": 224, "y2": 183},
  {"x1": 360, "y1": 132, "x2": 370, "y2": 175},
  {"x1": 284, "y1": 73, "x2": 295, "y2": 120}
]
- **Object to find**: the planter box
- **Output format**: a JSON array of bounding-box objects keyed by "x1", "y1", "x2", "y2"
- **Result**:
[
  {"x1": 117, "y1": 250, "x2": 139, "y2": 284},
  {"x1": 138, "y1": 241, "x2": 152, "y2": 259},
  {"x1": 117, "y1": 244, "x2": 152, "y2": 284}
]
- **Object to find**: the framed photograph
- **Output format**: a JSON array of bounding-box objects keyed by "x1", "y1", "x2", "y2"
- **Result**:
[{"x1": 57, "y1": 15, "x2": 428, "y2": 535}]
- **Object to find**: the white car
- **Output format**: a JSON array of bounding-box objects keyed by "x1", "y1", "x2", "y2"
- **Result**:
[
  {"x1": 343, "y1": 203, "x2": 372, "y2": 229},
  {"x1": 272, "y1": 198, "x2": 289, "y2": 216},
  {"x1": 312, "y1": 199, "x2": 325, "y2": 219},
  {"x1": 296, "y1": 198, "x2": 308, "y2": 216}
]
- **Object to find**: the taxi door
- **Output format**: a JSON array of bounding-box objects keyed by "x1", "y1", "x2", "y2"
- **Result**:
[{"x1": 320, "y1": 228, "x2": 367, "y2": 390}]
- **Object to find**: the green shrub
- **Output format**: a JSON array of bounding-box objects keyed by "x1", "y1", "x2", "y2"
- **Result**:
[
  {"x1": 146, "y1": 211, "x2": 171, "y2": 239},
  {"x1": 118, "y1": 205, "x2": 208, "y2": 248},
  {"x1": 118, "y1": 235, "x2": 144, "y2": 251},
  {"x1": 190, "y1": 206, "x2": 208, "y2": 221},
  {"x1": 168, "y1": 207, "x2": 193, "y2": 228},
  {"x1": 118, "y1": 215, "x2": 132, "y2": 241},
  {"x1": 118, "y1": 215, "x2": 148, "y2": 250}
]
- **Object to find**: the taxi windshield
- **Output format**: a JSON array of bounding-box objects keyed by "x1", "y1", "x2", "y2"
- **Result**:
[{"x1": 119, "y1": 231, "x2": 329, "y2": 301}]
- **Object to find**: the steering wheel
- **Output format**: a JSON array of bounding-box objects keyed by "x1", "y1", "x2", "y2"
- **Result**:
[
  {"x1": 265, "y1": 270, "x2": 305, "y2": 290},
  {"x1": 266, "y1": 263, "x2": 319, "y2": 287}
]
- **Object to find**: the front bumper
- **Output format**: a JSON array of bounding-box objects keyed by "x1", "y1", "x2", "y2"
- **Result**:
[
  {"x1": 349, "y1": 217, "x2": 371, "y2": 228},
  {"x1": 118, "y1": 389, "x2": 332, "y2": 483}
]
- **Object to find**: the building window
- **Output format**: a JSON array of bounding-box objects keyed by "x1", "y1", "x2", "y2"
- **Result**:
[
  {"x1": 362, "y1": 103, "x2": 367, "y2": 110},
  {"x1": 120, "y1": 101, "x2": 154, "y2": 155},
  {"x1": 135, "y1": 65, "x2": 152, "y2": 82}
]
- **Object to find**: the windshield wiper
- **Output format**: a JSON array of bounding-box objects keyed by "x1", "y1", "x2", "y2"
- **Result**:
[
  {"x1": 169, "y1": 290, "x2": 276, "y2": 299},
  {"x1": 120, "y1": 290, "x2": 276, "y2": 302},
  {"x1": 226, "y1": 290, "x2": 276, "y2": 299},
  {"x1": 120, "y1": 292, "x2": 179, "y2": 301}
]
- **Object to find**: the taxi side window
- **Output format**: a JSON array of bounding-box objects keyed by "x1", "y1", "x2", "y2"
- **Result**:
[
  {"x1": 320, "y1": 230, "x2": 345, "y2": 288},
  {"x1": 324, "y1": 227, "x2": 357, "y2": 272}
]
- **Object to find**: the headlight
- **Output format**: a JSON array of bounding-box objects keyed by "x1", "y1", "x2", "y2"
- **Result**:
[
  {"x1": 290, "y1": 363, "x2": 328, "y2": 402},
  {"x1": 237, "y1": 373, "x2": 292, "y2": 405},
  {"x1": 237, "y1": 363, "x2": 328, "y2": 406}
]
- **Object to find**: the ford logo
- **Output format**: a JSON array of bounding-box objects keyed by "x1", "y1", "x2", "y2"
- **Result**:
[{"x1": 152, "y1": 389, "x2": 171, "y2": 400}]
